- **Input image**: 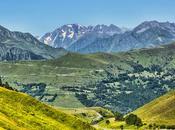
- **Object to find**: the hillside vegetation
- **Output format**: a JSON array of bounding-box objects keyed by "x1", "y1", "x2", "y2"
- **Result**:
[
  {"x1": 133, "y1": 90, "x2": 175, "y2": 125},
  {"x1": 59, "y1": 107, "x2": 114, "y2": 124},
  {"x1": 1, "y1": 42, "x2": 175, "y2": 113},
  {"x1": 0, "y1": 87, "x2": 95, "y2": 130}
]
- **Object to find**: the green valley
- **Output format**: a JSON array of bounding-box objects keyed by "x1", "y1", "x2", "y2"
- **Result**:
[{"x1": 1, "y1": 42, "x2": 175, "y2": 113}]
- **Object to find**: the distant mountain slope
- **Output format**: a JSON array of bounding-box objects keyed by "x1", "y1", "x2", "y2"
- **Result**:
[
  {"x1": 45, "y1": 52, "x2": 112, "y2": 68},
  {"x1": 2, "y1": 42, "x2": 175, "y2": 115},
  {"x1": 40, "y1": 24, "x2": 123, "y2": 49},
  {"x1": 70, "y1": 42, "x2": 175, "y2": 113},
  {"x1": 133, "y1": 90, "x2": 175, "y2": 125},
  {"x1": 40, "y1": 21, "x2": 175, "y2": 54},
  {"x1": 75, "y1": 21, "x2": 175, "y2": 53},
  {"x1": 40, "y1": 24, "x2": 88, "y2": 48},
  {"x1": 0, "y1": 25, "x2": 67, "y2": 61},
  {"x1": 0, "y1": 87, "x2": 95, "y2": 130},
  {"x1": 67, "y1": 32, "x2": 111, "y2": 52}
]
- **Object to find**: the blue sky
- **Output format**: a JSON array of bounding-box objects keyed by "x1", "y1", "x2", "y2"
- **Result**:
[{"x1": 0, "y1": 0, "x2": 175, "y2": 36}]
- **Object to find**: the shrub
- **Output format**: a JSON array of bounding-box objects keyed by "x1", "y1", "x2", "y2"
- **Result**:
[
  {"x1": 153, "y1": 123, "x2": 158, "y2": 129},
  {"x1": 135, "y1": 117, "x2": 142, "y2": 127},
  {"x1": 160, "y1": 124, "x2": 166, "y2": 129},
  {"x1": 0, "y1": 77, "x2": 2, "y2": 86},
  {"x1": 114, "y1": 111, "x2": 124, "y2": 121},
  {"x1": 82, "y1": 113, "x2": 87, "y2": 117},
  {"x1": 106, "y1": 120, "x2": 110, "y2": 125},
  {"x1": 143, "y1": 123, "x2": 147, "y2": 125},
  {"x1": 167, "y1": 125, "x2": 175, "y2": 129},
  {"x1": 149, "y1": 124, "x2": 153, "y2": 129},
  {"x1": 120, "y1": 125, "x2": 124, "y2": 130},
  {"x1": 125, "y1": 114, "x2": 142, "y2": 126},
  {"x1": 4, "y1": 82, "x2": 10, "y2": 88}
]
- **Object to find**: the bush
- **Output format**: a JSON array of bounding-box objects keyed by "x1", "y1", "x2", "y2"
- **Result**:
[
  {"x1": 0, "y1": 77, "x2": 2, "y2": 86},
  {"x1": 160, "y1": 124, "x2": 166, "y2": 129},
  {"x1": 135, "y1": 117, "x2": 142, "y2": 127},
  {"x1": 106, "y1": 120, "x2": 110, "y2": 125},
  {"x1": 153, "y1": 123, "x2": 158, "y2": 129},
  {"x1": 82, "y1": 113, "x2": 87, "y2": 117},
  {"x1": 4, "y1": 82, "x2": 10, "y2": 88},
  {"x1": 143, "y1": 123, "x2": 147, "y2": 126},
  {"x1": 149, "y1": 124, "x2": 153, "y2": 129},
  {"x1": 167, "y1": 125, "x2": 175, "y2": 129},
  {"x1": 125, "y1": 114, "x2": 142, "y2": 126},
  {"x1": 120, "y1": 125, "x2": 124, "y2": 130},
  {"x1": 114, "y1": 111, "x2": 124, "y2": 121}
]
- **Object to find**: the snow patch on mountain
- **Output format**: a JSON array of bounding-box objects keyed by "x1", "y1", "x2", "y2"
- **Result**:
[
  {"x1": 157, "y1": 37, "x2": 163, "y2": 42},
  {"x1": 68, "y1": 31, "x2": 74, "y2": 39},
  {"x1": 136, "y1": 26, "x2": 150, "y2": 33},
  {"x1": 40, "y1": 24, "x2": 124, "y2": 49},
  {"x1": 44, "y1": 36, "x2": 52, "y2": 45}
]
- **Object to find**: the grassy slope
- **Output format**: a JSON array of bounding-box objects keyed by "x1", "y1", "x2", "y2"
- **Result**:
[
  {"x1": 133, "y1": 90, "x2": 175, "y2": 125},
  {"x1": 1, "y1": 42, "x2": 175, "y2": 109},
  {"x1": 0, "y1": 87, "x2": 95, "y2": 130},
  {"x1": 94, "y1": 118, "x2": 137, "y2": 130},
  {"x1": 95, "y1": 90, "x2": 175, "y2": 129},
  {"x1": 0, "y1": 52, "x2": 116, "y2": 87},
  {"x1": 59, "y1": 107, "x2": 114, "y2": 123},
  {"x1": 46, "y1": 52, "x2": 109, "y2": 68},
  {"x1": 0, "y1": 52, "x2": 121, "y2": 108},
  {"x1": 115, "y1": 42, "x2": 175, "y2": 67}
]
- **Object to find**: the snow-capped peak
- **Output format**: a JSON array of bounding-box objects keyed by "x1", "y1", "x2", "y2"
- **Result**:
[
  {"x1": 40, "y1": 24, "x2": 124, "y2": 49},
  {"x1": 67, "y1": 24, "x2": 73, "y2": 28}
]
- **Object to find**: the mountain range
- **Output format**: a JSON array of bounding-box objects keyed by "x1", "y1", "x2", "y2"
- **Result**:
[
  {"x1": 0, "y1": 25, "x2": 66, "y2": 61},
  {"x1": 1, "y1": 20, "x2": 175, "y2": 61},
  {"x1": 40, "y1": 21, "x2": 175, "y2": 53},
  {"x1": 39, "y1": 24, "x2": 124, "y2": 49}
]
